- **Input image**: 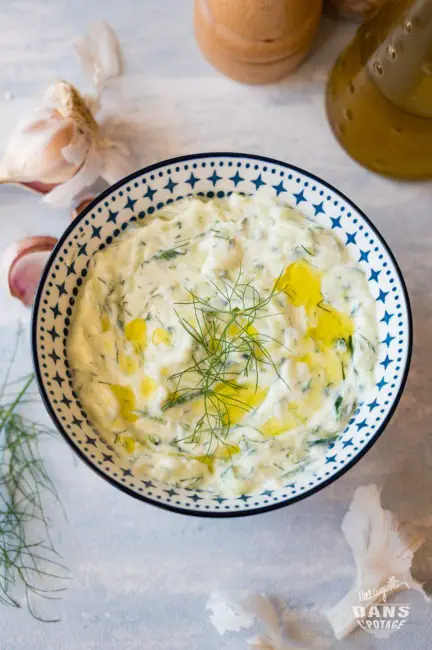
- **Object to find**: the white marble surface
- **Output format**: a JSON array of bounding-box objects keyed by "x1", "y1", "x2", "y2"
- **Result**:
[{"x1": 0, "y1": 1, "x2": 431, "y2": 648}]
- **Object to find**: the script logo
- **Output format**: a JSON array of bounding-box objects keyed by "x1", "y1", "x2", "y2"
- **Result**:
[{"x1": 352, "y1": 577, "x2": 411, "y2": 638}]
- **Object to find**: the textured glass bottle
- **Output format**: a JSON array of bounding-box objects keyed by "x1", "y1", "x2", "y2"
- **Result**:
[{"x1": 326, "y1": 0, "x2": 432, "y2": 179}]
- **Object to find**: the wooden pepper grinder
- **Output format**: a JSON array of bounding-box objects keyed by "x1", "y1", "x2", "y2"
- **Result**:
[{"x1": 194, "y1": 0, "x2": 323, "y2": 84}]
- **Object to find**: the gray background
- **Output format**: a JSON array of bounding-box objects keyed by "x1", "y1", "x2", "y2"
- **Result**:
[{"x1": 0, "y1": 1, "x2": 430, "y2": 648}]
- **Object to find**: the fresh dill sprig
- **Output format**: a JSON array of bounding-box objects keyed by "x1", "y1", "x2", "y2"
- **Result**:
[
  {"x1": 0, "y1": 331, "x2": 67, "y2": 621},
  {"x1": 162, "y1": 268, "x2": 287, "y2": 455}
]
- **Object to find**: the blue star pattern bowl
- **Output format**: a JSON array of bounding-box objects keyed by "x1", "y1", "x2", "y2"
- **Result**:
[{"x1": 32, "y1": 153, "x2": 412, "y2": 517}]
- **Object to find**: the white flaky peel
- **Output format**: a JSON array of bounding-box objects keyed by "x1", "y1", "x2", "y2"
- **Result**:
[
  {"x1": 0, "y1": 21, "x2": 136, "y2": 207},
  {"x1": 74, "y1": 20, "x2": 124, "y2": 92},
  {"x1": 206, "y1": 591, "x2": 307, "y2": 649},
  {"x1": 325, "y1": 484, "x2": 428, "y2": 640}
]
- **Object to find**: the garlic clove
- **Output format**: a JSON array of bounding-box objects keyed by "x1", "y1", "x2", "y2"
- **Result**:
[
  {"x1": 62, "y1": 132, "x2": 91, "y2": 166},
  {"x1": 0, "y1": 112, "x2": 78, "y2": 185},
  {"x1": 2, "y1": 180, "x2": 58, "y2": 195},
  {"x1": 44, "y1": 145, "x2": 102, "y2": 206},
  {"x1": 21, "y1": 180, "x2": 58, "y2": 194},
  {"x1": 8, "y1": 236, "x2": 58, "y2": 307},
  {"x1": 0, "y1": 79, "x2": 98, "y2": 195}
]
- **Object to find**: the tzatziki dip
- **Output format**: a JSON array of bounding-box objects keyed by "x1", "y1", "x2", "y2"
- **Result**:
[{"x1": 68, "y1": 192, "x2": 377, "y2": 495}]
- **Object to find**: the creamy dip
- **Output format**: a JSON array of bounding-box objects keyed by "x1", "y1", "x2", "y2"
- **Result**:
[{"x1": 68, "y1": 192, "x2": 377, "y2": 495}]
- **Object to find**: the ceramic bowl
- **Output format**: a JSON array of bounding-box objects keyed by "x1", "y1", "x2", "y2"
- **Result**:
[{"x1": 32, "y1": 153, "x2": 412, "y2": 517}]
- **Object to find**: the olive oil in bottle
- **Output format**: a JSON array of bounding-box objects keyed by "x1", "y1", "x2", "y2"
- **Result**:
[{"x1": 326, "y1": 0, "x2": 432, "y2": 179}]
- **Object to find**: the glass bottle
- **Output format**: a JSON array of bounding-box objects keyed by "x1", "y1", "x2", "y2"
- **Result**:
[{"x1": 326, "y1": 0, "x2": 432, "y2": 179}]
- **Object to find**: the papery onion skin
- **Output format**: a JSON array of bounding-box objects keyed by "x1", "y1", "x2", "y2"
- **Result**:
[{"x1": 8, "y1": 236, "x2": 58, "y2": 307}]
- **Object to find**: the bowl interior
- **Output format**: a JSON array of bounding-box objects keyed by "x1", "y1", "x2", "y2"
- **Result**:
[{"x1": 32, "y1": 153, "x2": 412, "y2": 516}]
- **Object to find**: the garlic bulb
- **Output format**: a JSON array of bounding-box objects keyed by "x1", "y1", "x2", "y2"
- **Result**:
[{"x1": 0, "y1": 22, "x2": 136, "y2": 207}]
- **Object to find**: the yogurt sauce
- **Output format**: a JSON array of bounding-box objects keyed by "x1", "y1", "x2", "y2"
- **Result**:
[{"x1": 68, "y1": 192, "x2": 377, "y2": 495}]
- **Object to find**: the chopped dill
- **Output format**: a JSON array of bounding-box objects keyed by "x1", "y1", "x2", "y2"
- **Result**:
[
  {"x1": 317, "y1": 300, "x2": 331, "y2": 312},
  {"x1": 310, "y1": 434, "x2": 339, "y2": 446},
  {"x1": 210, "y1": 229, "x2": 230, "y2": 241},
  {"x1": 142, "y1": 240, "x2": 190, "y2": 265},
  {"x1": 360, "y1": 334, "x2": 376, "y2": 353},
  {"x1": 155, "y1": 248, "x2": 187, "y2": 261},
  {"x1": 178, "y1": 476, "x2": 202, "y2": 489},
  {"x1": 114, "y1": 429, "x2": 128, "y2": 442},
  {"x1": 134, "y1": 409, "x2": 166, "y2": 424}
]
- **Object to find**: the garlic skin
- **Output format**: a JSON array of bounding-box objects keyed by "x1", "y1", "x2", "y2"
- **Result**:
[
  {"x1": 207, "y1": 591, "x2": 256, "y2": 635},
  {"x1": 0, "y1": 22, "x2": 136, "y2": 207},
  {"x1": 325, "y1": 485, "x2": 428, "y2": 640},
  {"x1": 206, "y1": 591, "x2": 304, "y2": 649},
  {"x1": 74, "y1": 20, "x2": 124, "y2": 91}
]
